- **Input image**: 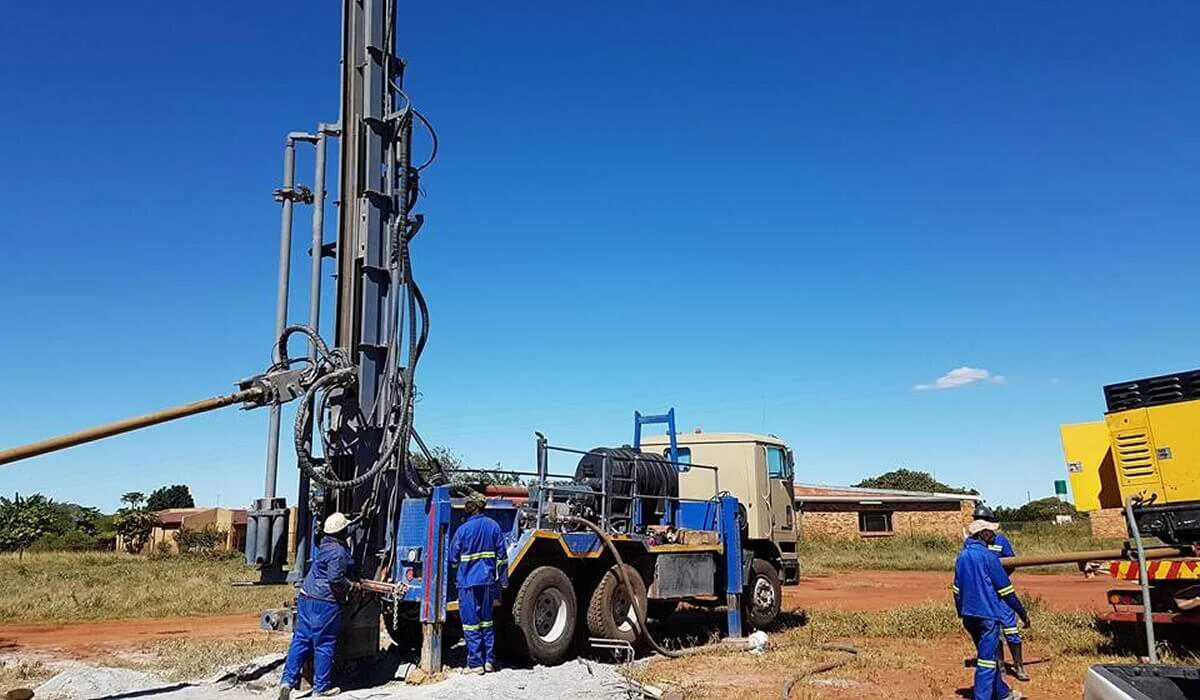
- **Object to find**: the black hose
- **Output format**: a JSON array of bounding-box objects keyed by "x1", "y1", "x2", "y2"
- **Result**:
[
  {"x1": 560, "y1": 516, "x2": 683, "y2": 658},
  {"x1": 780, "y1": 643, "x2": 858, "y2": 699}
]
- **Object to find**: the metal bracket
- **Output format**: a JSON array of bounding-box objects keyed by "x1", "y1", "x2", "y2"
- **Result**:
[
  {"x1": 273, "y1": 185, "x2": 314, "y2": 204},
  {"x1": 237, "y1": 368, "x2": 308, "y2": 407}
]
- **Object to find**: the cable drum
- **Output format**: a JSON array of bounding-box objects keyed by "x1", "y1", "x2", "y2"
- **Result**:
[{"x1": 574, "y1": 448, "x2": 679, "y2": 527}]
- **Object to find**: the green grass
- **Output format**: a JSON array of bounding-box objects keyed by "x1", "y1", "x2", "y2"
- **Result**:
[
  {"x1": 799, "y1": 522, "x2": 1128, "y2": 574},
  {"x1": 0, "y1": 551, "x2": 292, "y2": 623}
]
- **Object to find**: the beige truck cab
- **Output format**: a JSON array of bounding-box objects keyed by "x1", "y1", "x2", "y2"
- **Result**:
[{"x1": 639, "y1": 431, "x2": 800, "y2": 586}]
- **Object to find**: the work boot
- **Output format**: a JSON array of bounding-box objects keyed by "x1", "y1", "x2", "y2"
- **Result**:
[
  {"x1": 314, "y1": 688, "x2": 341, "y2": 697},
  {"x1": 1008, "y1": 642, "x2": 1031, "y2": 682},
  {"x1": 484, "y1": 662, "x2": 495, "y2": 673},
  {"x1": 277, "y1": 686, "x2": 292, "y2": 700},
  {"x1": 1000, "y1": 692, "x2": 1025, "y2": 700}
]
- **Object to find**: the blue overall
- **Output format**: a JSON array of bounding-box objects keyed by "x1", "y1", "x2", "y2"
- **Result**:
[
  {"x1": 281, "y1": 536, "x2": 353, "y2": 693},
  {"x1": 988, "y1": 533, "x2": 1021, "y2": 645},
  {"x1": 967, "y1": 532, "x2": 1020, "y2": 645},
  {"x1": 954, "y1": 538, "x2": 1027, "y2": 700},
  {"x1": 449, "y1": 512, "x2": 508, "y2": 669}
]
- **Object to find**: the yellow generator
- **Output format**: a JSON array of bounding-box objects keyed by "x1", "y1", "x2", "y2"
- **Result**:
[{"x1": 1061, "y1": 369, "x2": 1200, "y2": 544}]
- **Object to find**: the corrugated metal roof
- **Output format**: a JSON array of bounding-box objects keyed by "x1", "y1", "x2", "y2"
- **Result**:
[{"x1": 793, "y1": 483, "x2": 979, "y2": 503}]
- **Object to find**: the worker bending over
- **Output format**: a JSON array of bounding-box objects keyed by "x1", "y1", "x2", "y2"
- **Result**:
[
  {"x1": 449, "y1": 492, "x2": 509, "y2": 673},
  {"x1": 954, "y1": 518, "x2": 1030, "y2": 700},
  {"x1": 279, "y1": 512, "x2": 358, "y2": 699},
  {"x1": 970, "y1": 504, "x2": 1027, "y2": 681}
]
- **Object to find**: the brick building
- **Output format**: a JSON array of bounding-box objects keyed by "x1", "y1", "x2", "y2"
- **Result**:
[
  {"x1": 794, "y1": 484, "x2": 978, "y2": 539},
  {"x1": 118, "y1": 507, "x2": 248, "y2": 554}
]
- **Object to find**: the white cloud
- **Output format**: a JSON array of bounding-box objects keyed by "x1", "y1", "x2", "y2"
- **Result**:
[{"x1": 914, "y1": 366, "x2": 1005, "y2": 391}]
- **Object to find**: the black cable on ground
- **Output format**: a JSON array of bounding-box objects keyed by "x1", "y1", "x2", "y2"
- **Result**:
[{"x1": 780, "y1": 643, "x2": 859, "y2": 699}]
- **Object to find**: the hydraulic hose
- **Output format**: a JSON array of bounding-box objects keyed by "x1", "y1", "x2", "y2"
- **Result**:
[{"x1": 560, "y1": 516, "x2": 683, "y2": 658}]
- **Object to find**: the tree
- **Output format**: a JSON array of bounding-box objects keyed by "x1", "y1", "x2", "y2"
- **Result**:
[
  {"x1": 0, "y1": 493, "x2": 58, "y2": 556},
  {"x1": 114, "y1": 492, "x2": 156, "y2": 554},
  {"x1": 411, "y1": 446, "x2": 523, "y2": 487},
  {"x1": 855, "y1": 468, "x2": 978, "y2": 495},
  {"x1": 994, "y1": 497, "x2": 1080, "y2": 523},
  {"x1": 45, "y1": 502, "x2": 102, "y2": 536},
  {"x1": 147, "y1": 484, "x2": 195, "y2": 511}
]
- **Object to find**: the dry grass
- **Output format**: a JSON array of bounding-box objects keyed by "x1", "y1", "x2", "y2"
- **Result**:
[
  {"x1": 799, "y1": 522, "x2": 1128, "y2": 575},
  {"x1": 634, "y1": 599, "x2": 1171, "y2": 699},
  {"x1": 0, "y1": 657, "x2": 54, "y2": 689},
  {"x1": 104, "y1": 635, "x2": 290, "y2": 681},
  {"x1": 0, "y1": 551, "x2": 292, "y2": 623}
]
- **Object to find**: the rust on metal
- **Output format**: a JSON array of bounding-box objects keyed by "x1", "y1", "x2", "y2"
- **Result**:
[{"x1": 0, "y1": 388, "x2": 264, "y2": 466}]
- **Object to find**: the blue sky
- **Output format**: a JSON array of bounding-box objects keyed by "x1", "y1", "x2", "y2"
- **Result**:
[{"x1": 2, "y1": 3, "x2": 1198, "y2": 511}]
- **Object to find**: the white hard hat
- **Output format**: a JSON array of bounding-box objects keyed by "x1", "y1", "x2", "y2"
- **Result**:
[
  {"x1": 967, "y1": 519, "x2": 999, "y2": 535},
  {"x1": 323, "y1": 512, "x2": 349, "y2": 535}
]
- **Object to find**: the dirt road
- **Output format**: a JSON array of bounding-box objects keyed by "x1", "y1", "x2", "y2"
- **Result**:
[
  {"x1": 0, "y1": 613, "x2": 262, "y2": 658},
  {"x1": 785, "y1": 569, "x2": 1131, "y2": 613}
]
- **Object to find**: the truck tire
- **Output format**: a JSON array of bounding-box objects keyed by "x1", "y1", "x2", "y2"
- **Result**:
[
  {"x1": 586, "y1": 564, "x2": 647, "y2": 644},
  {"x1": 743, "y1": 558, "x2": 781, "y2": 630},
  {"x1": 512, "y1": 566, "x2": 577, "y2": 665}
]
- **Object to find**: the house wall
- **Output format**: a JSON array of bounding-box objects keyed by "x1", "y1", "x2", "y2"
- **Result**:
[{"x1": 798, "y1": 500, "x2": 972, "y2": 539}]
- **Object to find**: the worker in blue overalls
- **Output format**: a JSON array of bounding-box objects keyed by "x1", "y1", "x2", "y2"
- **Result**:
[
  {"x1": 449, "y1": 492, "x2": 508, "y2": 673},
  {"x1": 954, "y1": 518, "x2": 1030, "y2": 700},
  {"x1": 279, "y1": 512, "x2": 358, "y2": 699},
  {"x1": 971, "y1": 503, "x2": 1028, "y2": 681}
]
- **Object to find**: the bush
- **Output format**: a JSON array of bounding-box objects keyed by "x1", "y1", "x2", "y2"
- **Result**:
[
  {"x1": 175, "y1": 526, "x2": 227, "y2": 554},
  {"x1": 29, "y1": 530, "x2": 104, "y2": 552},
  {"x1": 151, "y1": 540, "x2": 175, "y2": 558}
]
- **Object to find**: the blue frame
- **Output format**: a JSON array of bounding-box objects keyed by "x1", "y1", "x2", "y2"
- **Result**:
[{"x1": 633, "y1": 408, "x2": 678, "y2": 466}]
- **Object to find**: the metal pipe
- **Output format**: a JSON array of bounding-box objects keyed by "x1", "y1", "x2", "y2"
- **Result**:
[
  {"x1": 264, "y1": 134, "x2": 315, "y2": 499},
  {"x1": 1125, "y1": 495, "x2": 1158, "y2": 664},
  {"x1": 1001, "y1": 545, "x2": 1190, "y2": 569},
  {"x1": 294, "y1": 125, "x2": 331, "y2": 581},
  {"x1": 0, "y1": 388, "x2": 263, "y2": 466}
]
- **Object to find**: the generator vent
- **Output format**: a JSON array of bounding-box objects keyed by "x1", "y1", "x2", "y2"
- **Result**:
[
  {"x1": 1112, "y1": 431, "x2": 1156, "y2": 480},
  {"x1": 1103, "y1": 369, "x2": 1200, "y2": 412}
]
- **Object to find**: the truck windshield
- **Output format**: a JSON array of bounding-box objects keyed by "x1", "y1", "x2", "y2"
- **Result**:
[{"x1": 765, "y1": 445, "x2": 791, "y2": 479}]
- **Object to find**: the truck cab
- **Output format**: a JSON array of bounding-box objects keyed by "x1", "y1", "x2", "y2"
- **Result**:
[{"x1": 638, "y1": 431, "x2": 800, "y2": 585}]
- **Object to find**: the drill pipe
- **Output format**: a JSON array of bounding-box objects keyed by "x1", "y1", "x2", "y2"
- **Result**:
[
  {"x1": 0, "y1": 388, "x2": 265, "y2": 466},
  {"x1": 1001, "y1": 545, "x2": 1194, "y2": 569}
]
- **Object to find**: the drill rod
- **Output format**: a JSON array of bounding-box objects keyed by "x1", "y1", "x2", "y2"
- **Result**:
[
  {"x1": 1001, "y1": 545, "x2": 1194, "y2": 569},
  {"x1": 0, "y1": 387, "x2": 265, "y2": 466}
]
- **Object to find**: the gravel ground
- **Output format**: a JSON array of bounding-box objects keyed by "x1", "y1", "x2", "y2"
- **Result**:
[{"x1": 31, "y1": 656, "x2": 631, "y2": 700}]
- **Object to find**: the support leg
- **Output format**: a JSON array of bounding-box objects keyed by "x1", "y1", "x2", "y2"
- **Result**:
[{"x1": 419, "y1": 623, "x2": 442, "y2": 673}]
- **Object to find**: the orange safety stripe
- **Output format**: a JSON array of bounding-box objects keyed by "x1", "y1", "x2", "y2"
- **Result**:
[{"x1": 1109, "y1": 559, "x2": 1200, "y2": 581}]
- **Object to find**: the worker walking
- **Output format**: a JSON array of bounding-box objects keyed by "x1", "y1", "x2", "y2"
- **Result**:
[
  {"x1": 954, "y1": 517, "x2": 1030, "y2": 700},
  {"x1": 279, "y1": 513, "x2": 358, "y2": 699},
  {"x1": 970, "y1": 503, "x2": 1028, "y2": 681},
  {"x1": 449, "y1": 492, "x2": 509, "y2": 673}
]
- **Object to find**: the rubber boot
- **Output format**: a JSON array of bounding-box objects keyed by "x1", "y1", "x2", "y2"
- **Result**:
[{"x1": 1008, "y1": 642, "x2": 1030, "y2": 681}]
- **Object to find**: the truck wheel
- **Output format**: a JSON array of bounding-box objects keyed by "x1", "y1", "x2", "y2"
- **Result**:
[
  {"x1": 647, "y1": 599, "x2": 679, "y2": 621},
  {"x1": 512, "y1": 566, "x2": 577, "y2": 665},
  {"x1": 586, "y1": 564, "x2": 647, "y2": 643},
  {"x1": 743, "y1": 558, "x2": 781, "y2": 630}
]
